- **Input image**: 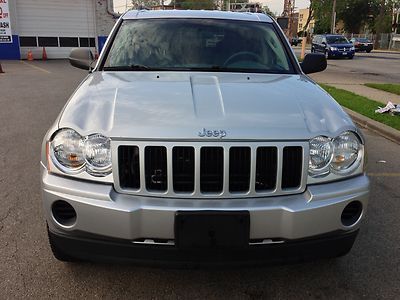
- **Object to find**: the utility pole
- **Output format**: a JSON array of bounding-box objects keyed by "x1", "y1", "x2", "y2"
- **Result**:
[
  {"x1": 331, "y1": 0, "x2": 337, "y2": 34},
  {"x1": 226, "y1": 0, "x2": 230, "y2": 11}
]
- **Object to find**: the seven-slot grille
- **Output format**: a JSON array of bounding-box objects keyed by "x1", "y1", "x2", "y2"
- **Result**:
[{"x1": 116, "y1": 142, "x2": 306, "y2": 198}]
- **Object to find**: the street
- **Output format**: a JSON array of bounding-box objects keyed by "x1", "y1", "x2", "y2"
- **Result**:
[
  {"x1": 0, "y1": 58, "x2": 400, "y2": 299},
  {"x1": 295, "y1": 49, "x2": 400, "y2": 84}
]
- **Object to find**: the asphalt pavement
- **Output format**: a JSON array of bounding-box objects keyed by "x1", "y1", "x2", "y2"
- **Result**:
[
  {"x1": 0, "y1": 60, "x2": 399, "y2": 299},
  {"x1": 294, "y1": 49, "x2": 400, "y2": 84}
]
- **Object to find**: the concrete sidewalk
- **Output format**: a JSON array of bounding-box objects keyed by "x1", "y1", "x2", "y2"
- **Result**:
[{"x1": 331, "y1": 84, "x2": 400, "y2": 105}]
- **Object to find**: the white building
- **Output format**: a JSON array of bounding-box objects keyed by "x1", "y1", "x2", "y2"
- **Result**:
[{"x1": 0, "y1": 0, "x2": 117, "y2": 60}]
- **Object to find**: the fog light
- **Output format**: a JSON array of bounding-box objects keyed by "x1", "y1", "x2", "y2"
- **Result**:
[
  {"x1": 341, "y1": 201, "x2": 362, "y2": 227},
  {"x1": 51, "y1": 200, "x2": 77, "y2": 227}
]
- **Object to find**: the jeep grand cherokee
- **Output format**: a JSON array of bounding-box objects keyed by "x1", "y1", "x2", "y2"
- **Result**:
[{"x1": 41, "y1": 10, "x2": 369, "y2": 265}]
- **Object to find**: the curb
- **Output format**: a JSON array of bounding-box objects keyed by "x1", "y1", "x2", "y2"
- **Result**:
[
  {"x1": 343, "y1": 107, "x2": 400, "y2": 145},
  {"x1": 372, "y1": 50, "x2": 400, "y2": 54}
]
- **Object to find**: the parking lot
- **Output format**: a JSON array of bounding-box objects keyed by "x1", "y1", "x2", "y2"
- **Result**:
[{"x1": 0, "y1": 56, "x2": 399, "y2": 299}]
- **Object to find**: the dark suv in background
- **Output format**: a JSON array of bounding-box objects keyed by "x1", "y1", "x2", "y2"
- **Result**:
[
  {"x1": 312, "y1": 34, "x2": 355, "y2": 59},
  {"x1": 350, "y1": 37, "x2": 373, "y2": 53}
]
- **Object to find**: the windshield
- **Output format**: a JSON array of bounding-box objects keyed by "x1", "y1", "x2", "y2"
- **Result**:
[
  {"x1": 103, "y1": 19, "x2": 294, "y2": 73},
  {"x1": 326, "y1": 36, "x2": 350, "y2": 44}
]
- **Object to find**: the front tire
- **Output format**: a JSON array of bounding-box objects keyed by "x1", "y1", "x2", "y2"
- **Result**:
[{"x1": 47, "y1": 225, "x2": 80, "y2": 262}]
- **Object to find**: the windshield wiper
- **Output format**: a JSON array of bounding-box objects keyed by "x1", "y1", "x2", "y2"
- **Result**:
[
  {"x1": 187, "y1": 65, "x2": 278, "y2": 73},
  {"x1": 103, "y1": 64, "x2": 152, "y2": 71}
]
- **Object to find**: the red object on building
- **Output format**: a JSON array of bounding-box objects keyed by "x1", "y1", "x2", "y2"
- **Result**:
[
  {"x1": 42, "y1": 47, "x2": 47, "y2": 61},
  {"x1": 27, "y1": 50, "x2": 34, "y2": 61}
]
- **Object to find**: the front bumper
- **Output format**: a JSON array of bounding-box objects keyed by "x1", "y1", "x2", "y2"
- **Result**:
[
  {"x1": 41, "y1": 164, "x2": 369, "y2": 243},
  {"x1": 355, "y1": 45, "x2": 373, "y2": 52},
  {"x1": 328, "y1": 50, "x2": 355, "y2": 58},
  {"x1": 48, "y1": 228, "x2": 359, "y2": 265}
]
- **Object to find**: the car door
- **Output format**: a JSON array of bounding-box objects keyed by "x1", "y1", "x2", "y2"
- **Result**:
[
  {"x1": 320, "y1": 37, "x2": 328, "y2": 53},
  {"x1": 312, "y1": 36, "x2": 318, "y2": 52},
  {"x1": 313, "y1": 36, "x2": 321, "y2": 53}
]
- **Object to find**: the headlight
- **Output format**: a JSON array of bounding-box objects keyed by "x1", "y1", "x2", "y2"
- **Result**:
[
  {"x1": 309, "y1": 136, "x2": 333, "y2": 176},
  {"x1": 50, "y1": 129, "x2": 85, "y2": 173},
  {"x1": 308, "y1": 131, "x2": 364, "y2": 179},
  {"x1": 330, "y1": 47, "x2": 338, "y2": 51},
  {"x1": 83, "y1": 134, "x2": 112, "y2": 177},
  {"x1": 49, "y1": 129, "x2": 112, "y2": 177},
  {"x1": 331, "y1": 131, "x2": 362, "y2": 174},
  {"x1": 351, "y1": 46, "x2": 355, "y2": 51}
]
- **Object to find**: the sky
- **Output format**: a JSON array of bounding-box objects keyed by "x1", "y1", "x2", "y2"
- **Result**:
[
  {"x1": 114, "y1": 0, "x2": 311, "y2": 15},
  {"x1": 263, "y1": 0, "x2": 310, "y2": 15}
]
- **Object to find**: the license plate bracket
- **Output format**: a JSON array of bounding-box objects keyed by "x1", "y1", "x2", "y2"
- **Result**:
[{"x1": 174, "y1": 211, "x2": 250, "y2": 249}]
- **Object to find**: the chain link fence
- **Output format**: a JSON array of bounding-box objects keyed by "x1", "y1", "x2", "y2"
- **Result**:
[{"x1": 345, "y1": 33, "x2": 400, "y2": 50}]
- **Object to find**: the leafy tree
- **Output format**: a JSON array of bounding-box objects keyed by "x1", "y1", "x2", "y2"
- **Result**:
[
  {"x1": 337, "y1": 0, "x2": 372, "y2": 33},
  {"x1": 311, "y1": 0, "x2": 400, "y2": 34},
  {"x1": 131, "y1": 0, "x2": 161, "y2": 9},
  {"x1": 174, "y1": 0, "x2": 215, "y2": 9},
  {"x1": 311, "y1": 0, "x2": 332, "y2": 34}
]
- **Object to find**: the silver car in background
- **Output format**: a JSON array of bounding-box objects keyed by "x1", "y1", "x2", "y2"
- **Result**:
[{"x1": 41, "y1": 10, "x2": 369, "y2": 265}]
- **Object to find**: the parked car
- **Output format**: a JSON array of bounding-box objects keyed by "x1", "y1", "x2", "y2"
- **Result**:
[
  {"x1": 42, "y1": 10, "x2": 369, "y2": 265},
  {"x1": 312, "y1": 34, "x2": 355, "y2": 59},
  {"x1": 350, "y1": 37, "x2": 373, "y2": 53},
  {"x1": 291, "y1": 36, "x2": 302, "y2": 46}
]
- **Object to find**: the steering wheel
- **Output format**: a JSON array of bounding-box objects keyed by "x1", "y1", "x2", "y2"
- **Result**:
[{"x1": 223, "y1": 51, "x2": 263, "y2": 66}]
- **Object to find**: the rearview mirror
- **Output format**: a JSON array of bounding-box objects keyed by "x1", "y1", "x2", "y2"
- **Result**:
[
  {"x1": 69, "y1": 48, "x2": 94, "y2": 71},
  {"x1": 300, "y1": 53, "x2": 327, "y2": 74}
]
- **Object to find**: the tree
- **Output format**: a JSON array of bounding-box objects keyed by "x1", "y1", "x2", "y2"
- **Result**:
[
  {"x1": 174, "y1": 0, "x2": 215, "y2": 10},
  {"x1": 311, "y1": 0, "x2": 333, "y2": 34},
  {"x1": 337, "y1": 0, "x2": 372, "y2": 33},
  {"x1": 301, "y1": 0, "x2": 315, "y2": 34},
  {"x1": 310, "y1": 0, "x2": 399, "y2": 34},
  {"x1": 131, "y1": 0, "x2": 161, "y2": 9}
]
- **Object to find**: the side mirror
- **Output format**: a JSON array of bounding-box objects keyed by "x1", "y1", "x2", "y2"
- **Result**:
[
  {"x1": 69, "y1": 48, "x2": 94, "y2": 70},
  {"x1": 300, "y1": 53, "x2": 327, "y2": 74}
]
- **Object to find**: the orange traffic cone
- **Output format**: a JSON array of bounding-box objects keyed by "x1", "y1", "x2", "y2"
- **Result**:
[
  {"x1": 27, "y1": 50, "x2": 34, "y2": 61},
  {"x1": 42, "y1": 47, "x2": 47, "y2": 61}
]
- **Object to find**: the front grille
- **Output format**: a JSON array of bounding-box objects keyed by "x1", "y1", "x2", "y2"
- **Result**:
[
  {"x1": 282, "y1": 146, "x2": 303, "y2": 189},
  {"x1": 255, "y1": 147, "x2": 277, "y2": 191},
  {"x1": 118, "y1": 146, "x2": 140, "y2": 189},
  {"x1": 229, "y1": 147, "x2": 251, "y2": 192},
  {"x1": 173, "y1": 147, "x2": 195, "y2": 192},
  {"x1": 145, "y1": 146, "x2": 167, "y2": 191},
  {"x1": 201, "y1": 147, "x2": 224, "y2": 193},
  {"x1": 116, "y1": 142, "x2": 306, "y2": 198}
]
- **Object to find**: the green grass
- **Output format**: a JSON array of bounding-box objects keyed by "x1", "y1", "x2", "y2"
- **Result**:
[
  {"x1": 319, "y1": 84, "x2": 400, "y2": 131},
  {"x1": 364, "y1": 83, "x2": 400, "y2": 96}
]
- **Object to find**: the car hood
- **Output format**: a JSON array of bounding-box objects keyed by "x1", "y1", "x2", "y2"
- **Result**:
[
  {"x1": 58, "y1": 72, "x2": 355, "y2": 140},
  {"x1": 328, "y1": 43, "x2": 353, "y2": 48}
]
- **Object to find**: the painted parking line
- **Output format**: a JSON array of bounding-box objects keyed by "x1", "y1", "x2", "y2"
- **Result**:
[
  {"x1": 20, "y1": 61, "x2": 51, "y2": 74},
  {"x1": 367, "y1": 173, "x2": 400, "y2": 177}
]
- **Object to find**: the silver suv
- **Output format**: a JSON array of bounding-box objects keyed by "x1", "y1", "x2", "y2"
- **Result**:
[{"x1": 41, "y1": 10, "x2": 369, "y2": 264}]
